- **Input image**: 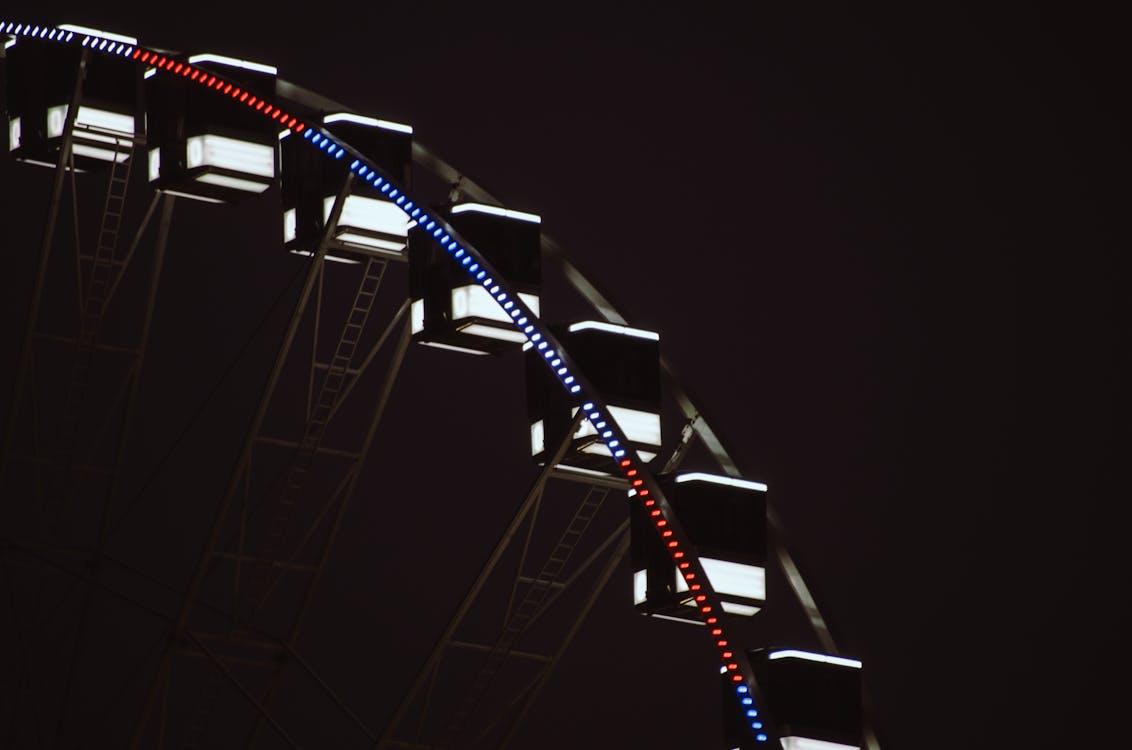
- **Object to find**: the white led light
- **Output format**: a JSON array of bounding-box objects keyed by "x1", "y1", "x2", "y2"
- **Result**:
[
  {"x1": 58, "y1": 24, "x2": 137, "y2": 45},
  {"x1": 633, "y1": 570, "x2": 647, "y2": 605},
  {"x1": 8, "y1": 117, "x2": 20, "y2": 151},
  {"x1": 781, "y1": 738, "x2": 859, "y2": 750},
  {"x1": 648, "y1": 612, "x2": 704, "y2": 626},
  {"x1": 530, "y1": 420, "x2": 546, "y2": 455},
  {"x1": 71, "y1": 143, "x2": 129, "y2": 162},
  {"x1": 187, "y1": 53, "x2": 277, "y2": 75},
  {"x1": 450, "y1": 285, "x2": 540, "y2": 325},
  {"x1": 674, "y1": 472, "x2": 768, "y2": 493},
  {"x1": 282, "y1": 208, "x2": 297, "y2": 243},
  {"x1": 143, "y1": 67, "x2": 156, "y2": 79},
  {"x1": 701, "y1": 558, "x2": 766, "y2": 602},
  {"x1": 574, "y1": 406, "x2": 661, "y2": 447},
  {"x1": 411, "y1": 299, "x2": 425, "y2": 334},
  {"x1": 450, "y1": 202, "x2": 541, "y2": 224},
  {"x1": 322, "y1": 112, "x2": 413, "y2": 134},
  {"x1": 148, "y1": 148, "x2": 160, "y2": 181},
  {"x1": 768, "y1": 650, "x2": 862, "y2": 669},
  {"x1": 418, "y1": 340, "x2": 489, "y2": 356},
  {"x1": 287, "y1": 249, "x2": 360, "y2": 265},
  {"x1": 457, "y1": 323, "x2": 528, "y2": 343},
  {"x1": 194, "y1": 172, "x2": 271, "y2": 193},
  {"x1": 322, "y1": 195, "x2": 409, "y2": 246},
  {"x1": 719, "y1": 602, "x2": 761, "y2": 616},
  {"x1": 187, "y1": 135, "x2": 274, "y2": 178},
  {"x1": 568, "y1": 320, "x2": 659, "y2": 341},
  {"x1": 4, "y1": 37, "x2": 15, "y2": 50}
]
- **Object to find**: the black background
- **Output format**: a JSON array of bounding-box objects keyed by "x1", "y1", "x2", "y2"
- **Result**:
[{"x1": 1, "y1": 2, "x2": 1126, "y2": 749}]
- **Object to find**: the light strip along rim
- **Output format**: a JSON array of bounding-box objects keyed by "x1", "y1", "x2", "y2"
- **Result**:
[{"x1": 0, "y1": 19, "x2": 778, "y2": 746}]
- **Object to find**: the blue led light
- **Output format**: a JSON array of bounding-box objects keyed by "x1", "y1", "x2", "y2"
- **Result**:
[
  {"x1": 583, "y1": 402, "x2": 594, "y2": 411},
  {"x1": 432, "y1": 228, "x2": 443, "y2": 237},
  {"x1": 736, "y1": 686, "x2": 749, "y2": 694},
  {"x1": 601, "y1": 430, "x2": 613, "y2": 438},
  {"x1": 396, "y1": 195, "x2": 407, "y2": 205},
  {"x1": 531, "y1": 333, "x2": 542, "y2": 342},
  {"x1": 756, "y1": 735, "x2": 767, "y2": 743},
  {"x1": 741, "y1": 697, "x2": 753, "y2": 706},
  {"x1": 746, "y1": 709, "x2": 758, "y2": 717},
  {"x1": 503, "y1": 301, "x2": 514, "y2": 309},
  {"x1": 510, "y1": 309, "x2": 520, "y2": 317},
  {"x1": 609, "y1": 440, "x2": 620, "y2": 448},
  {"x1": 469, "y1": 263, "x2": 479, "y2": 272},
  {"x1": 550, "y1": 358, "x2": 561, "y2": 366},
  {"x1": 390, "y1": 189, "x2": 400, "y2": 198},
  {"x1": 523, "y1": 326, "x2": 534, "y2": 333},
  {"x1": 570, "y1": 385, "x2": 582, "y2": 393},
  {"x1": 517, "y1": 317, "x2": 528, "y2": 326},
  {"x1": 485, "y1": 278, "x2": 494, "y2": 287},
  {"x1": 304, "y1": 129, "x2": 314, "y2": 139},
  {"x1": 411, "y1": 208, "x2": 421, "y2": 218},
  {"x1": 381, "y1": 183, "x2": 392, "y2": 193},
  {"x1": 450, "y1": 243, "x2": 460, "y2": 252},
  {"x1": 350, "y1": 159, "x2": 360, "y2": 169},
  {"x1": 439, "y1": 234, "x2": 449, "y2": 243},
  {"x1": 405, "y1": 201, "x2": 414, "y2": 210},
  {"x1": 751, "y1": 722, "x2": 763, "y2": 729},
  {"x1": 564, "y1": 376, "x2": 575, "y2": 384},
  {"x1": 543, "y1": 350, "x2": 554, "y2": 359},
  {"x1": 557, "y1": 368, "x2": 567, "y2": 375},
  {"x1": 537, "y1": 342, "x2": 548, "y2": 350},
  {"x1": 476, "y1": 271, "x2": 486, "y2": 280},
  {"x1": 461, "y1": 257, "x2": 472, "y2": 265},
  {"x1": 588, "y1": 412, "x2": 600, "y2": 420},
  {"x1": 596, "y1": 421, "x2": 606, "y2": 429},
  {"x1": 497, "y1": 293, "x2": 507, "y2": 301},
  {"x1": 425, "y1": 221, "x2": 436, "y2": 231}
]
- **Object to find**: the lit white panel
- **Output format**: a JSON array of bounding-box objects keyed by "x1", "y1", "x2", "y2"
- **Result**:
[
  {"x1": 769, "y1": 650, "x2": 862, "y2": 669},
  {"x1": 282, "y1": 208, "x2": 297, "y2": 243},
  {"x1": 148, "y1": 148, "x2": 160, "y2": 181},
  {"x1": 323, "y1": 112, "x2": 413, "y2": 134},
  {"x1": 702, "y1": 558, "x2": 766, "y2": 601},
  {"x1": 457, "y1": 323, "x2": 528, "y2": 343},
  {"x1": 188, "y1": 53, "x2": 277, "y2": 75},
  {"x1": 144, "y1": 67, "x2": 156, "y2": 79},
  {"x1": 530, "y1": 420, "x2": 545, "y2": 456},
  {"x1": 323, "y1": 195, "x2": 408, "y2": 237},
  {"x1": 287, "y1": 249, "x2": 359, "y2": 265},
  {"x1": 781, "y1": 738, "x2": 859, "y2": 750},
  {"x1": 451, "y1": 202, "x2": 541, "y2": 224},
  {"x1": 450, "y1": 285, "x2": 540, "y2": 324},
  {"x1": 648, "y1": 612, "x2": 703, "y2": 626},
  {"x1": 187, "y1": 135, "x2": 274, "y2": 178},
  {"x1": 411, "y1": 299, "x2": 425, "y2": 334},
  {"x1": 336, "y1": 233, "x2": 407, "y2": 252},
  {"x1": 719, "y1": 602, "x2": 761, "y2": 616},
  {"x1": 574, "y1": 405, "x2": 661, "y2": 447},
  {"x1": 160, "y1": 189, "x2": 224, "y2": 204},
  {"x1": 194, "y1": 173, "x2": 271, "y2": 193},
  {"x1": 579, "y1": 442, "x2": 655, "y2": 462},
  {"x1": 675, "y1": 472, "x2": 768, "y2": 493},
  {"x1": 633, "y1": 570, "x2": 647, "y2": 605},
  {"x1": 418, "y1": 340, "x2": 489, "y2": 356},
  {"x1": 9, "y1": 118, "x2": 20, "y2": 151},
  {"x1": 568, "y1": 320, "x2": 658, "y2": 341},
  {"x1": 48, "y1": 106, "x2": 135, "y2": 140},
  {"x1": 58, "y1": 24, "x2": 137, "y2": 45},
  {"x1": 71, "y1": 144, "x2": 129, "y2": 162},
  {"x1": 4, "y1": 37, "x2": 15, "y2": 51}
]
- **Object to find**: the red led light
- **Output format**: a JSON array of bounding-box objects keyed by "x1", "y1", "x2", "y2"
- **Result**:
[
  {"x1": 223, "y1": 84, "x2": 233, "y2": 94},
  {"x1": 627, "y1": 469, "x2": 637, "y2": 477},
  {"x1": 247, "y1": 96, "x2": 257, "y2": 106},
  {"x1": 706, "y1": 617, "x2": 717, "y2": 624},
  {"x1": 667, "y1": 541, "x2": 678, "y2": 549},
  {"x1": 649, "y1": 510, "x2": 661, "y2": 517},
  {"x1": 662, "y1": 532, "x2": 673, "y2": 539},
  {"x1": 165, "y1": 59, "x2": 175, "y2": 70},
  {"x1": 684, "y1": 573, "x2": 695, "y2": 580},
  {"x1": 701, "y1": 605, "x2": 712, "y2": 613},
  {"x1": 207, "y1": 76, "x2": 216, "y2": 86},
  {"x1": 173, "y1": 63, "x2": 183, "y2": 74},
  {"x1": 133, "y1": 49, "x2": 142, "y2": 59},
  {"x1": 155, "y1": 56, "x2": 167, "y2": 67},
  {"x1": 695, "y1": 595, "x2": 706, "y2": 602},
  {"x1": 256, "y1": 101, "x2": 266, "y2": 111},
  {"x1": 731, "y1": 674, "x2": 743, "y2": 683},
  {"x1": 240, "y1": 92, "x2": 249, "y2": 102},
  {"x1": 678, "y1": 562, "x2": 690, "y2": 569},
  {"x1": 190, "y1": 70, "x2": 199, "y2": 80},
  {"x1": 644, "y1": 499, "x2": 655, "y2": 507},
  {"x1": 727, "y1": 663, "x2": 738, "y2": 671},
  {"x1": 182, "y1": 66, "x2": 192, "y2": 76},
  {"x1": 263, "y1": 105, "x2": 273, "y2": 115},
  {"x1": 632, "y1": 479, "x2": 643, "y2": 487},
  {"x1": 295, "y1": 123, "x2": 305, "y2": 133},
  {"x1": 272, "y1": 110, "x2": 283, "y2": 120},
  {"x1": 656, "y1": 520, "x2": 668, "y2": 527},
  {"x1": 639, "y1": 489, "x2": 649, "y2": 496},
  {"x1": 690, "y1": 584, "x2": 701, "y2": 591},
  {"x1": 231, "y1": 87, "x2": 241, "y2": 98},
  {"x1": 620, "y1": 459, "x2": 631, "y2": 467},
  {"x1": 716, "y1": 640, "x2": 727, "y2": 647},
  {"x1": 286, "y1": 117, "x2": 297, "y2": 128},
  {"x1": 673, "y1": 551, "x2": 685, "y2": 559},
  {"x1": 723, "y1": 651, "x2": 733, "y2": 659},
  {"x1": 711, "y1": 628, "x2": 722, "y2": 636}
]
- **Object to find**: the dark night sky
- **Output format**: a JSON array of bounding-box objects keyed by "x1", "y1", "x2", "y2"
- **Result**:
[{"x1": 1, "y1": 2, "x2": 1127, "y2": 749}]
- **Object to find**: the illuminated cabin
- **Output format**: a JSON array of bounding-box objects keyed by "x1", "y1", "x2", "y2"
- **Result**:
[
  {"x1": 5, "y1": 26, "x2": 141, "y2": 170},
  {"x1": 725, "y1": 649, "x2": 863, "y2": 750},
  {"x1": 281, "y1": 112, "x2": 413, "y2": 263},
  {"x1": 632, "y1": 472, "x2": 766, "y2": 624},
  {"x1": 410, "y1": 203, "x2": 542, "y2": 355},
  {"x1": 527, "y1": 321, "x2": 660, "y2": 472},
  {"x1": 145, "y1": 53, "x2": 278, "y2": 203}
]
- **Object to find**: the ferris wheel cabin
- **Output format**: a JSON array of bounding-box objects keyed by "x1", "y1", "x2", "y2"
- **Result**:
[
  {"x1": 526, "y1": 320, "x2": 662, "y2": 473},
  {"x1": 4, "y1": 25, "x2": 141, "y2": 171},
  {"x1": 725, "y1": 649, "x2": 864, "y2": 750},
  {"x1": 409, "y1": 202, "x2": 542, "y2": 355},
  {"x1": 281, "y1": 112, "x2": 413, "y2": 263},
  {"x1": 632, "y1": 472, "x2": 767, "y2": 624},
  {"x1": 145, "y1": 53, "x2": 278, "y2": 203}
]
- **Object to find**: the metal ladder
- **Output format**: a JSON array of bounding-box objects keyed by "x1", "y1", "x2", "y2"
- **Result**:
[
  {"x1": 443, "y1": 486, "x2": 610, "y2": 746},
  {"x1": 52, "y1": 137, "x2": 133, "y2": 503}
]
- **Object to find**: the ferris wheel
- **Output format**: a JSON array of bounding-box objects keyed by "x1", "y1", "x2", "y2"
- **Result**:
[{"x1": 0, "y1": 20, "x2": 880, "y2": 750}]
